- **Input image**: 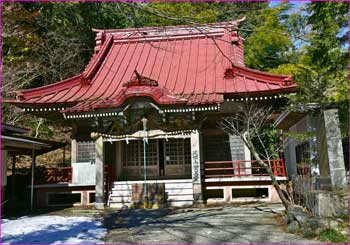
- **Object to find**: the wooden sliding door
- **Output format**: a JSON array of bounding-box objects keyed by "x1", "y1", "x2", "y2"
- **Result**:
[
  {"x1": 164, "y1": 138, "x2": 191, "y2": 177},
  {"x1": 123, "y1": 139, "x2": 159, "y2": 178}
]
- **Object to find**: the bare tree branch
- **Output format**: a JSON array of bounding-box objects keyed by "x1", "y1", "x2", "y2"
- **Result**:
[{"x1": 218, "y1": 101, "x2": 295, "y2": 211}]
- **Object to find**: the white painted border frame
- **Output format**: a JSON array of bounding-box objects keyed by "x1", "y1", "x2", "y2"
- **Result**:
[
  {"x1": 87, "y1": 190, "x2": 96, "y2": 205},
  {"x1": 205, "y1": 186, "x2": 226, "y2": 203},
  {"x1": 46, "y1": 191, "x2": 83, "y2": 207},
  {"x1": 230, "y1": 185, "x2": 271, "y2": 202}
]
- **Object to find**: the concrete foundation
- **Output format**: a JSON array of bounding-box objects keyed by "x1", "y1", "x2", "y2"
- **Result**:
[{"x1": 304, "y1": 190, "x2": 347, "y2": 217}]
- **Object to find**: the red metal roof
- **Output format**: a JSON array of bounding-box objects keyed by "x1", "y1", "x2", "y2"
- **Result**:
[{"x1": 6, "y1": 21, "x2": 296, "y2": 114}]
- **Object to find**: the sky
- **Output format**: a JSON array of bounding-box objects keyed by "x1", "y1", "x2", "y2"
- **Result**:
[{"x1": 269, "y1": 0, "x2": 310, "y2": 8}]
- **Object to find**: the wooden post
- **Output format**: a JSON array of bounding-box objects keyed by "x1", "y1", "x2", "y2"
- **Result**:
[
  {"x1": 281, "y1": 159, "x2": 286, "y2": 176},
  {"x1": 92, "y1": 133, "x2": 105, "y2": 209},
  {"x1": 30, "y1": 149, "x2": 36, "y2": 211},
  {"x1": 191, "y1": 130, "x2": 202, "y2": 204},
  {"x1": 116, "y1": 142, "x2": 123, "y2": 180},
  {"x1": 232, "y1": 161, "x2": 235, "y2": 176},
  {"x1": 63, "y1": 146, "x2": 66, "y2": 166},
  {"x1": 237, "y1": 161, "x2": 241, "y2": 177},
  {"x1": 71, "y1": 139, "x2": 77, "y2": 164},
  {"x1": 11, "y1": 155, "x2": 16, "y2": 201}
]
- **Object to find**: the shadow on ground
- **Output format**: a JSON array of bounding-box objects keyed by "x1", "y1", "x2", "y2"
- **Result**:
[{"x1": 102, "y1": 206, "x2": 322, "y2": 244}]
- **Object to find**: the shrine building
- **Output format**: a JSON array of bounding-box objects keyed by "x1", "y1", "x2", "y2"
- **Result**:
[{"x1": 6, "y1": 20, "x2": 297, "y2": 209}]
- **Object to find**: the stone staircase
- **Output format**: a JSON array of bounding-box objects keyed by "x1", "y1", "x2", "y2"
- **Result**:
[{"x1": 108, "y1": 179, "x2": 194, "y2": 208}]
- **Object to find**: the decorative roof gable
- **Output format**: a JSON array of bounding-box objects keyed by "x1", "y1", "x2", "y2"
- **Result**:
[{"x1": 5, "y1": 19, "x2": 297, "y2": 115}]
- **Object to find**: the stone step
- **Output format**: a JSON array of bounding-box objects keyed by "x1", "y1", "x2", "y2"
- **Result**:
[
  {"x1": 109, "y1": 196, "x2": 132, "y2": 202},
  {"x1": 110, "y1": 190, "x2": 132, "y2": 196},
  {"x1": 167, "y1": 200, "x2": 193, "y2": 207},
  {"x1": 165, "y1": 183, "x2": 193, "y2": 189},
  {"x1": 111, "y1": 181, "x2": 193, "y2": 190},
  {"x1": 111, "y1": 185, "x2": 132, "y2": 191},
  {"x1": 109, "y1": 202, "x2": 125, "y2": 209},
  {"x1": 167, "y1": 194, "x2": 194, "y2": 201},
  {"x1": 165, "y1": 188, "x2": 193, "y2": 195}
]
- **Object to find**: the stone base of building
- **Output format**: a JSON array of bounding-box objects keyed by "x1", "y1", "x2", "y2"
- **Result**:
[
  {"x1": 35, "y1": 184, "x2": 95, "y2": 208},
  {"x1": 205, "y1": 183, "x2": 282, "y2": 204}
]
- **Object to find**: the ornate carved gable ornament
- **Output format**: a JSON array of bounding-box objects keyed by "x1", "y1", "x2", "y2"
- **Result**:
[
  {"x1": 123, "y1": 70, "x2": 158, "y2": 87},
  {"x1": 224, "y1": 68, "x2": 235, "y2": 79},
  {"x1": 284, "y1": 75, "x2": 294, "y2": 85}
]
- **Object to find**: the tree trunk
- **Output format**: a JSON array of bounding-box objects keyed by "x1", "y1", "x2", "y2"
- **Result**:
[{"x1": 245, "y1": 137, "x2": 293, "y2": 211}]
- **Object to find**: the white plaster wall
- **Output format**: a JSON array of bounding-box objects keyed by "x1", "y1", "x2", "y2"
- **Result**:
[{"x1": 72, "y1": 162, "x2": 96, "y2": 185}]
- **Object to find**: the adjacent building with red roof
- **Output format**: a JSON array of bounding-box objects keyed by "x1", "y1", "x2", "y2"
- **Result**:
[{"x1": 6, "y1": 20, "x2": 296, "y2": 209}]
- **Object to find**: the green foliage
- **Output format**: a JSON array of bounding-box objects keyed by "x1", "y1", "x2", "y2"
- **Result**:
[
  {"x1": 251, "y1": 125, "x2": 280, "y2": 160},
  {"x1": 319, "y1": 228, "x2": 348, "y2": 244},
  {"x1": 296, "y1": 2, "x2": 348, "y2": 104},
  {"x1": 131, "y1": 2, "x2": 269, "y2": 38},
  {"x1": 144, "y1": 2, "x2": 218, "y2": 26},
  {"x1": 282, "y1": 131, "x2": 315, "y2": 142},
  {"x1": 22, "y1": 2, "x2": 131, "y2": 72},
  {"x1": 265, "y1": 3, "x2": 348, "y2": 144},
  {"x1": 245, "y1": 4, "x2": 293, "y2": 71}
]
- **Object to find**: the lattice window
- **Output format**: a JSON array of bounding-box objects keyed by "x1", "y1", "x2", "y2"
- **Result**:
[
  {"x1": 123, "y1": 140, "x2": 158, "y2": 166},
  {"x1": 143, "y1": 140, "x2": 158, "y2": 166},
  {"x1": 165, "y1": 139, "x2": 184, "y2": 165},
  {"x1": 165, "y1": 138, "x2": 190, "y2": 165},
  {"x1": 296, "y1": 141, "x2": 310, "y2": 164},
  {"x1": 77, "y1": 141, "x2": 96, "y2": 163},
  {"x1": 123, "y1": 141, "x2": 140, "y2": 166},
  {"x1": 203, "y1": 135, "x2": 231, "y2": 161}
]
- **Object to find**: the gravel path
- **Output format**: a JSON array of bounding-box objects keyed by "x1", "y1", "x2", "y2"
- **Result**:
[{"x1": 103, "y1": 204, "x2": 321, "y2": 244}]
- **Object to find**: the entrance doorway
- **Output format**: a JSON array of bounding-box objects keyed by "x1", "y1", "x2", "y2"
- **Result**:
[{"x1": 122, "y1": 138, "x2": 191, "y2": 179}]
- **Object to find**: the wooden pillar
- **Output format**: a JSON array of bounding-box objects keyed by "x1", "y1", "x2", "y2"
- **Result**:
[
  {"x1": 30, "y1": 149, "x2": 36, "y2": 211},
  {"x1": 2, "y1": 150, "x2": 8, "y2": 204},
  {"x1": 116, "y1": 141, "x2": 123, "y2": 180},
  {"x1": 11, "y1": 155, "x2": 16, "y2": 201},
  {"x1": 191, "y1": 130, "x2": 203, "y2": 204},
  {"x1": 243, "y1": 133, "x2": 251, "y2": 175},
  {"x1": 93, "y1": 134, "x2": 105, "y2": 209},
  {"x1": 71, "y1": 139, "x2": 77, "y2": 164},
  {"x1": 283, "y1": 138, "x2": 297, "y2": 177},
  {"x1": 63, "y1": 146, "x2": 66, "y2": 166}
]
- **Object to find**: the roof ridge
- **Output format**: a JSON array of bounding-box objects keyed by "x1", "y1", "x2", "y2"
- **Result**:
[
  {"x1": 81, "y1": 35, "x2": 114, "y2": 84},
  {"x1": 228, "y1": 65, "x2": 294, "y2": 85},
  {"x1": 92, "y1": 18, "x2": 246, "y2": 33}
]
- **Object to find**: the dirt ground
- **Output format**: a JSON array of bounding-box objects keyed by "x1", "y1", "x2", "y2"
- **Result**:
[
  {"x1": 102, "y1": 203, "x2": 321, "y2": 244},
  {"x1": 3, "y1": 204, "x2": 326, "y2": 244}
]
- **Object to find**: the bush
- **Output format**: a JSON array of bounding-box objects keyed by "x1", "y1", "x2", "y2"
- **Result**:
[{"x1": 319, "y1": 228, "x2": 347, "y2": 244}]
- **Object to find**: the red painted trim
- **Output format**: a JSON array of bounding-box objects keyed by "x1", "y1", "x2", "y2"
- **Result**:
[
  {"x1": 35, "y1": 167, "x2": 72, "y2": 184},
  {"x1": 14, "y1": 75, "x2": 82, "y2": 100},
  {"x1": 82, "y1": 35, "x2": 114, "y2": 82},
  {"x1": 204, "y1": 159, "x2": 286, "y2": 178},
  {"x1": 231, "y1": 65, "x2": 292, "y2": 84}
]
